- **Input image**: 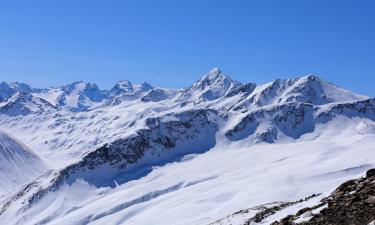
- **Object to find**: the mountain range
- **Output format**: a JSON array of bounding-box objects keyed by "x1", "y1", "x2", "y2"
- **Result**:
[{"x1": 0, "y1": 68, "x2": 374, "y2": 225}]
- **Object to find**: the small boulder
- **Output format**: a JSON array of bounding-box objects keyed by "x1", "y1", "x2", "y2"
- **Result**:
[
  {"x1": 365, "y1": 196, "x2": 375, "y2": 204},
  {"x1": 366, "y1": 169, "x2": 375, "y2": 178}
]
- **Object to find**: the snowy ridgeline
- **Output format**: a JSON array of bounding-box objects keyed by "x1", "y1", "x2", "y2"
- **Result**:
[
  {"x1": 0, "y1": 68, "x2": 366, "y2": 115},
  {"x1": 0, "y1": 69, "x2": 374, "y2": 225}
]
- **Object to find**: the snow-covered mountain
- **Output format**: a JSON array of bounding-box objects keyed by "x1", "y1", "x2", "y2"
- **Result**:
[
  {"x1": 0, "y1": 69, "x2": 374, "y2": 225},
  {"x1": 0, "y1": 92, "x2": 56, "y2": 116},
  {"x1": 55, "y1": 81, "x2": 107, "y2": 111},
  {"x1": 0, "y1": 82, "x2": 41, "y2": 102}
]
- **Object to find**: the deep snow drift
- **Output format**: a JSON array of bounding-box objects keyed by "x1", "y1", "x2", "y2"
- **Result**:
[{"x1": 0, "y1": 69, "x2": 373, "y2": 225}]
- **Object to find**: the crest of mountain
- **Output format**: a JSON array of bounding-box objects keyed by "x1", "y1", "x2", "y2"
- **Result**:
[
  {"x1": 178, "y1": 68, "x2": 242, "y2": 102},
  {"x1": 109, "y1": 80, "x2": 134, "y2": 97},
  {"x1": 229, "y1": 75, "x2": 367, "y2": 111},
  {"x1": 0, "y1": 82, "x2": 42, "y2": 103},
  {"x1": 0, "y1": 82, "x2": 15, "y2": 102},
  {"x1": 0, "y1": 130, "x2": 46, "y2": 196},
  {"x1": 56, "y1": 81, "x2": 107, "y2": 111},
  {"x1": 107, "y1": 81, "x2": 155, "y2": 105},
  {"x1": 141, "y1": 88, "x2": 174, "y2": 102},
  {"x1": 133, "y1": 81, "x2": 153, "y2": 93},
  {"x1": 0, "y1": 92, "x2": 56, "y2": 116},
  {"x1": 9, "y1": 82, "x2": 42, "y2": 93}
]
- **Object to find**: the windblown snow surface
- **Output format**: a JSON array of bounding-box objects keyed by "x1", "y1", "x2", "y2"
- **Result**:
[{"x1": 0, "y1": 69, "x2": 373, "y2": 225}]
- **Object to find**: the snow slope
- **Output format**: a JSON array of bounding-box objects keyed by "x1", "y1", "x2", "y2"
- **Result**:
[
  {"x1": 0, "y1": 130, "x2": 47, "y2": 197},
  {"x1": 1, "y1": 118, "x2": 375, "y2": 225}
]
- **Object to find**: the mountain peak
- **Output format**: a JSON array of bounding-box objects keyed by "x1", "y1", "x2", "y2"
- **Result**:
[
  {"x1": 301, "y1": 74, "x2": 323, "y2": 82},
  {"x1": 134, "y1": 82, "x2": 153, "y2": 92},
  {"x1": 195, "y1": 68, "x2": 241, "y2": 89},
  {"x1": 113, "y1": 80, "x2": 134, "y2": 93},
  {"x1": 179, "y1": 68, "x2": 242, "y2": 102},
  {"x1": 200, "y1": 67, "x2": 225, "y2": 82},
  {"x1": 207, "y1": 67, "x2": 222, "y2": 76},
  {"x1": 10, "y1": 82, "x2": 35, "y2": 92}
]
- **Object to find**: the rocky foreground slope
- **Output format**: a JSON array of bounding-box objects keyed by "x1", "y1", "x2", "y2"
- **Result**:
[{"x1": 272, "y1": 168, "x2": 375, "y2": 225}]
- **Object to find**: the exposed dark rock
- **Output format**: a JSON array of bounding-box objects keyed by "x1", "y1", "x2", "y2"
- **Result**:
[
  {"x1": 272, "y1": 168, "x2": 375, "y2": 225},
  {"x1": 243, "y1": 194, "x2": 320, "y2": 225},
  {"x1": 225, "y1": 103, "x2": 315, "y2": 142},
  {"x1": 366, "y1": 168, "x2": 375, "y2": 177}
]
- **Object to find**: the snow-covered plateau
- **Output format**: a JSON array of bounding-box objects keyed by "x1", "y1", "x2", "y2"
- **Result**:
[{"x1": 0, "y1": 68, "x2": 374, "y2": 225}]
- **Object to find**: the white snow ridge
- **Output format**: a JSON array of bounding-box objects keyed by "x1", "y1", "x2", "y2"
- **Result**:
[{"x1": 0, "y1": 69, "x2": 374, "y2": 225}]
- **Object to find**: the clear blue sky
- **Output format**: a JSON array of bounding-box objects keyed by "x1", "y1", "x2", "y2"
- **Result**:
[{"x1": 0, "y1": 0, "x2": 374, "y2": 96}]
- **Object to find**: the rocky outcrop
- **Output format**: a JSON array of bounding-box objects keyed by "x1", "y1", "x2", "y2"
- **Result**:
[
  {"x1": 226, "y1": 97, "x2": 375, "y2": 143},
  {"x1": 272, "y1": 168, "x2": 375, "y2": 225},
  {"x1": 208, "y1": 194, "x2": 321, "y2": 225},
  {"x1": 225, "y1": 103, "x2": 315, "y2": 142},
  {"x1": 317, "y1": 98, "x2": 375, "y2": 123}
]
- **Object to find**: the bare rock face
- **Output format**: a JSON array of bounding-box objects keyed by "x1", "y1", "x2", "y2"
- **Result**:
[{"x1": 272, "y1": 168, "x2": 375, "y2": 225}]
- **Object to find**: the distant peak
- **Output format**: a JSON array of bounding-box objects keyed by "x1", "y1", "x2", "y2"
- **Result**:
[
  {"x1": 117, "y1": 80, "x2": 132, "y2": 86},
  {"x1": 0, "y1": 82, "x2": 12, "y2": 89},
  {"x1": 301, "y1": 74, "x2": 323, "y2": 82},
  {"x1": 196, "y1": 68, "x2": 224, "y2": 82},
  {"x1": 208, "y1": 67, "x2": 222, "y2": 76},
  {"x1": 139, "y1": 81, "x2": 153, "y2": 88},
  {"x1": 69, "y1": 80, "x2": 85, "y2": 85},
  {"x1": 111, "y1": 80, "x2": 134, "y2": 93},
  {"x1": 134, "y1": 82, "x2": 153, "y2": 92},
  {"x1": 179, "y1": 67, "x2": 242, "y2": 102}
]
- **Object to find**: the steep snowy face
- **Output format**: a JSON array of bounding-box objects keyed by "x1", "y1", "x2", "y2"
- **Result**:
[
  {"x1": 225, "y1": 82, "x2": 257, "y2": 98},
  {"x1": 0, "y1": 92, "x2": 56, "y2": 116},
  {"x1": 133, "y1": 82, "x2": 153, "y2": 93},
  {"x1": 279, "y1": 75, "x2": 366, "y2": 105},
  {"x1": 9, "y1": 82, "x2": 41, "y2": 94},
  {"x1": 0, "y1": 82, "x2": 41, "y2": 103},
  {"x1": 0, "y1": 82, "x2": 16, "y2": 102},
  {"x1": 229, "y1": 75, "x2": 367, "y2": 111},
  {"x1": 225, "y1": 103, "x2": 315, "y2": 143},
  {"x1": 109, "y1": 80, "x2": 134, "y2": 97},
  {"x1": 179, "y1": 68, "x2": 242, "y2": 102},
  {"x1": 61, "y1": 109, "x2": 219, "y2": 187},
  {"x1": 0, "y1": 131, "x2": 46, "y2": 196},
  {"x1": 107, "y1": 81, "x2": 155, "y2": 105},
  {"x1": 57, "y1": 81, "x2": 107, "y2": 111},
  {"x1": 141, "y1": 89, "x2": 173, "y2": 102},
  {"x1": 225, "y1": 98, "x2": 375, "y2": 144}
]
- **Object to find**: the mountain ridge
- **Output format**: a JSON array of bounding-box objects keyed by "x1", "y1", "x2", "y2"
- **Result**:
[{"x1": 0, "y1": 69, "x2": 367, "y2": 114}]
